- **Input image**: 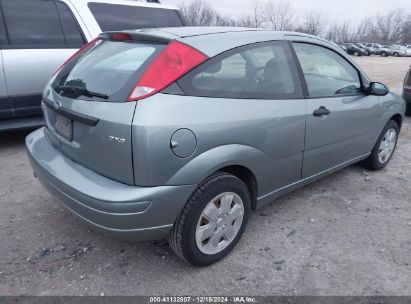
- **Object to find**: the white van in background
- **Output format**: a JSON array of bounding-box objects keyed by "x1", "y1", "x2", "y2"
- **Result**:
[{"x1": 0, "y1": 0, "x2": 184, "y2": 131}]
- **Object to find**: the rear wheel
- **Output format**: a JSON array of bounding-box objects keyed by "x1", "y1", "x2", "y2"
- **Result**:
[
  {"x1": 363, "y1": 120, "x2": 399, "y2": 170},
  {"x1": 168, "y1": 172, "x2": 251, "y2": 266},
  {"x1": 381, "y1": 51, "x2": 388, "y2": 57},
  {"x1": 353, "y1": 51, "x2": 359, "y2": 56},
  {"x1": 393, "y1": 52, "x2": 399, "y2": 57}
]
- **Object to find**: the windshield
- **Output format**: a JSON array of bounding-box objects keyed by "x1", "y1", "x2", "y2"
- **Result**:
[
  {"x1": 52, "y1": 39, "x2": 165, "y2": 102},
  {"x1": 88, "y1": 3, "x2": 184, "y2": 31}
]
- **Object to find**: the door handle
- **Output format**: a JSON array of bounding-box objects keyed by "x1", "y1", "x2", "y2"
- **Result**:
[{"x1": 313, "y1": 106, "x2": 330, "y2": 117}]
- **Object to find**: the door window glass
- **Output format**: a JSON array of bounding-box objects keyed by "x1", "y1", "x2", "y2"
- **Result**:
[
  {"x1": 293, "y1": 43, "x2": 362, "y2": 97},
  {"x1": 1, "y1": 0, "x2": 65, "y2": 48}
]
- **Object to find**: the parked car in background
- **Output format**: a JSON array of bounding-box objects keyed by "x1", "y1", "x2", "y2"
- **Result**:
[
  {"x1": 364, "y1": 43, "x2": 396, "y2": 56},
  {"x1": 406, "y1": 45, "x2": 411, "y2": 56},
  {"x1": 26, "y1": 27, "x2": 405, "y2": 266},
  {"x1": 352, "y1": 43, "x2": 375, "y2": 56},
  {"x1": 365, "y1": 43, "x2": 383, "y2": 55},
  {"x1": 342, "y1": 43, "x2": 367, "y2": 56},
  {"x1": 383, "y1": 45, "x2": 407, "y2": 57},
  {"x1": 404, "y1": 66, "x2": 411, "y2": 116},
  {"x1": 391, "y1": 44, "x2": 406, "y2": 50},
  {"x1": 395, "y1": 45, "x2": 410, "y2": 57},
  {"x1": 0, "y1": 0, "x2": 184, "y2": 132},
  {"x1": 373, "y1": 44, "x2": 406, "y2": 57}
]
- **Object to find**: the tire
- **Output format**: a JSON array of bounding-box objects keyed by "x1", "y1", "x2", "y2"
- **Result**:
[
  {"x1": 406, "y1": 103, "x2": 411, "y2": 116},
  {"x1": 363, "y1": 120, "x2": 399, "y2": 171},
  {"x1": 393, "y1": 52, "x2": 399, "y2": 57},
  {"x1": 168, "y1": 172, "x2": 251, "y2": 266},
  {"x1": 354, "y1": 51, "x2": 359, "y2": 56},
  {"x1": 381, "y1": 51, "x2": 388, "y2": 57}
]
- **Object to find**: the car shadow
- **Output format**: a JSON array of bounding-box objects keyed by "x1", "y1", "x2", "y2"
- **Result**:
[{"x1": 0, "y1": 128, "x2": 38, "y2": 150}]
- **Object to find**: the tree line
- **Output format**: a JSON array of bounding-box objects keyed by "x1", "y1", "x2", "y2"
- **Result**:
[{"x1": 179, "y1": 0, "x2": 411, "y2": 44}]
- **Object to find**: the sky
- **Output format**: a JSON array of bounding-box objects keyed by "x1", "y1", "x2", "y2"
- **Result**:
[{"x1": 162, "y1": 0, "x2": 410, "y2": 23}]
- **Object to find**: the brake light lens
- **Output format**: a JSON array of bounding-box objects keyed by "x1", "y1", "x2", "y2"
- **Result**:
[
  {"x1": 127, "y1": 41, "x2": 208, "y2": 101},
  {"x1": 52, "y1": 38, "x2": 100, "y2": 76},
  {"x1": 110, "y1": 33, "x2": 132, "y2": 41}
]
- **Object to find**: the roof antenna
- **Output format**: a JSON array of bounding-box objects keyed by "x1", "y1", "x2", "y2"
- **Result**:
[{"x1": 146, "y1": 0, "x2": 161, "y2": 3}]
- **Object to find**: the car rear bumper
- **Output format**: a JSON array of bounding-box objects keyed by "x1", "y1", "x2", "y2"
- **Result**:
[{"x1": 26, "y1": 128, "x2": 196, "y2": 241}]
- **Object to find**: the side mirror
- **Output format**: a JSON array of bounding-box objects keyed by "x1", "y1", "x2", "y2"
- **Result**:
[{"x1": 368, "y1": 82, "x2": 389, "y2": 96}]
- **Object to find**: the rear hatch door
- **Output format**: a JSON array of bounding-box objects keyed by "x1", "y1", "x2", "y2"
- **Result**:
[{"x1": 42, "y1": 37, "x2": 166, "y2": 185}]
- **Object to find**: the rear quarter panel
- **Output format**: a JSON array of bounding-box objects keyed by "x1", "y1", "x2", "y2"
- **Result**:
[{"x1": 132, "y1": 93, "x2": 306, "y2": 198}]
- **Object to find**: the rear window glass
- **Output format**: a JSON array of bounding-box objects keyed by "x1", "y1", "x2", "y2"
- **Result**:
[
  {"x1": 88, "y1": 3, "x2": 183, "y2": 31},
  {"x1": 53, "y1": 40, "x2": 165, "y2": 102}
]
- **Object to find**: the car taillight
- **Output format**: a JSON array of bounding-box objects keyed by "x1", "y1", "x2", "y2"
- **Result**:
[
  {"x1": 52, "y1": 38, "x2": 100, "y2": 76},
  {"x1": 127, "y1": 41, "x2": 208, "y2": 101}
]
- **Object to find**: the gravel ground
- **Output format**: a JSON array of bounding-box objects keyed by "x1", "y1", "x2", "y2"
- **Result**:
[{"x1": 0, "y1": 56, "x2": 410, "y2": 296}]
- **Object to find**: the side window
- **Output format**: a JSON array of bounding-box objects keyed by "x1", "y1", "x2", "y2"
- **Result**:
[
  {"x1": 56, "y1": 2, "x2": 85, "y2": 48},
  {"x1": 1, "y1": 0, "x2": 69, "y2": 48},
  {"x1": 293, "y1": 43, "x2": 362, "y2": 98},
  {"x1": 178, "y1": 41, "x2": 303, "y2": 99}
]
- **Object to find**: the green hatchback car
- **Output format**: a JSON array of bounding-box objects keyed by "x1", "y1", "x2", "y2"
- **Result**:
[{"x1": 26, "y1": 27, "x2": 405, "y2": 266}]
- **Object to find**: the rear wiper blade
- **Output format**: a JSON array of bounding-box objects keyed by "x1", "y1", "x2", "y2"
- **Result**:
[{"x1": 58, "y1": 85, "x2": 109, "y2": 99}]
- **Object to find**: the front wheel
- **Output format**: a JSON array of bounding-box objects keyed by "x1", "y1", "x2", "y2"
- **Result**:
[
  {"x1": 381, "y1": 51, "x2": 388, "y2": 57},
  {"x1": 353, "y1": 51, "x2": 359, "y2": 56},
  {"x1": 363, "y1": 120, "x2": 399, "y2": 170},
  {"x1": 168, "y1": 172, "x2": 251, "y2": 266},
  {"x1": 393, "y1": 52, "x2": 399, "y2": 57}
]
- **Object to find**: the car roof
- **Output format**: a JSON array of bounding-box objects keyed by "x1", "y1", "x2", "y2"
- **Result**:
[
  {"x1": 120, "y1": 26, "x2": 332, "y2": 57},
  {"x1": 127, "y1": 26, "x2": 327, "y2": 39},
  {"x1": 104, "y1": 26, "x2": 368, "y2": 81},
  {"x1": 153, "y1": 27, "x2": 269, "y2": 38}
]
